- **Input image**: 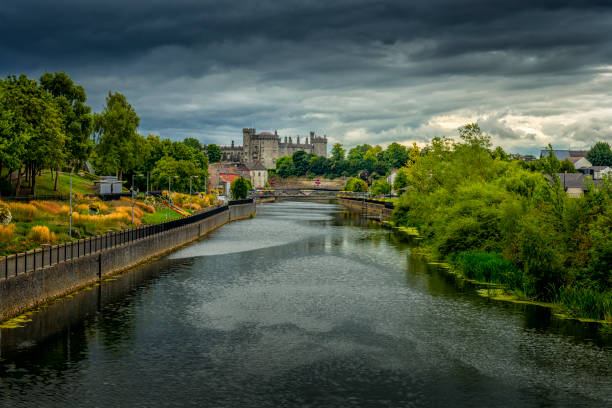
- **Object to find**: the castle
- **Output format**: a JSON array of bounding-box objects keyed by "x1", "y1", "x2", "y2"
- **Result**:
[{"x1": 217, "y1": 128, "x2": 328, "y2": 169}]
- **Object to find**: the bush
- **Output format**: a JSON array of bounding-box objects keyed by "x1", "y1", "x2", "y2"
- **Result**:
[
  {"x1": 28, "y1": 225, "x2": 56, "y2": 244},
  {"x1": 371, "y1": 179, "x2": 391, "y2": 196},
  {"x1": 231, "y1": 177, "x2": 250, "y2": 200},
  {"x1": 345, "y1": 177, "x2": 368, "y2": 192}
]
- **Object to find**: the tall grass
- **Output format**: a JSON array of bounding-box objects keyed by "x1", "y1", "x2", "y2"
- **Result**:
[
  {"x1": 28, "y1": 225, "x2": 57, "y2": 243},
  {"x1": 8, "y1": 203, "x2": 38, "y2": 221},
  {"x1": 555, "y1": 286, "x2": 612, "y2": 322},
  {"x1": 0, "y1": 224, "x2": 16, "y2": 242},
  {"x1": 31, "y1": 200, "x2": 64, "y2": 215},
  {"x1": 71, "y1": 211, "x2": 133, "y2": 228},
  {"x1": 452, "y1": 251, "x2": 535, "y2": 296}
]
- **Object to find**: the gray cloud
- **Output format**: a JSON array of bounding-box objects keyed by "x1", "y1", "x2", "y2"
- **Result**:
[{"x1": 2, "y1": 1, "x2": 612, "y2": 153}]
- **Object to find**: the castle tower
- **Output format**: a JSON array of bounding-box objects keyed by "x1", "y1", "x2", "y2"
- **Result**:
[{"x1": 242, "y1": 128, "x2": 255, "y2": 163}]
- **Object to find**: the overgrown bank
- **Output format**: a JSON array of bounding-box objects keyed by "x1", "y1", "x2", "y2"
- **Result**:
[{"x1": 391, "y1": 124, "x2": 612, "y2": 323}]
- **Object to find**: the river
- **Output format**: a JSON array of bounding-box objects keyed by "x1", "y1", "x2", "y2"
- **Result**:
[{"x1": 0, "y1": 201, "x2": 611, "y2": 407}]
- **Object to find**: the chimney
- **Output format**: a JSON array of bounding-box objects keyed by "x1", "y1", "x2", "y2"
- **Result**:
[
  {"x1": 297, "y1": 135, "x2": 300, "y2": 144},
  {"x1": 289, "y1": 137, "x2": 292, "y2": 144},
  {"x1": 231, "y1": 140, "x2": 234, "y2": 148},
  {"x1": 305, "y1": 136, "x2": 309, "y2": 144},
  {"x1": 284, "y1": 136, "x2": 287, "y2": 143},
  {"x1": 310, "y1": 131, "x2": 314, "y2": 138}
]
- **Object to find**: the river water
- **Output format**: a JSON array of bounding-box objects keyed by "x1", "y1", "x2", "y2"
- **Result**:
[{"x1": 0, "y1": 201, "x2": 611, "y2": 407}]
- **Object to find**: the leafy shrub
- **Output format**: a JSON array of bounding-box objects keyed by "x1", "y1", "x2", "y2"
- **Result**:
[
  {"x1": 345, "y1": 177, "x2": 368, "y2": 192},
  {"x1": 371, "y1": 179, "x2": 391, "y2": 196}
]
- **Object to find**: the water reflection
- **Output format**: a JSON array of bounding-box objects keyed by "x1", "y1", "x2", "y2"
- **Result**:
[{"x1": 0, "y1": 201, "x2": 610, "y2": 407}]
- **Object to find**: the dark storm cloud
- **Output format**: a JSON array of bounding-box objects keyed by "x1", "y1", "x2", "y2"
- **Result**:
[{"x1": 2, "y1": 0, "x2": 612, "y2": 152}]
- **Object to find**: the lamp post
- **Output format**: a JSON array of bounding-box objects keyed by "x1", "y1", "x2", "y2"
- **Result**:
[
  {"x1": 189, "y1": 175, "x2": 199, "y2": 210},
  {"x1": 69, "y1": 171, "x2": 72, "y2": 239},
  {"x1": 131, "y1": 173, "x2": 144, "y2": 225}
]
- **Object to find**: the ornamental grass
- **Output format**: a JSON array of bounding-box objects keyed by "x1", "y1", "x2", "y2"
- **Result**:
[
  {"x1": 28, "y1": 225, "x2": 57, "y2": 244},
  {"x1": 8, "y1": 202, "x2": 38, "y2": 221},
  {"x1": 0, "y1": 224, "x2": 16, "y2": 243},
  {"x1": 31, "y1": 200, "x2": 64, "y2": 215}
]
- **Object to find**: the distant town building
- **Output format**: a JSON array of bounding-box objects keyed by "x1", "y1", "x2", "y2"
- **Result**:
[
  {"x1": 207, "y1": 128, "x2": 328, "y2": 169},
  {"x1": 539, "y1": 150, "x2": 589, "y2": 161}
]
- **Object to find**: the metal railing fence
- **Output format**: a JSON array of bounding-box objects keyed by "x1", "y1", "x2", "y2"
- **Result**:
[{"x1": 0, "y1": 199, "x2": 253, "y2": 280}]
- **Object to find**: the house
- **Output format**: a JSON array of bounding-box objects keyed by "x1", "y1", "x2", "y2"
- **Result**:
[
  {"x1": 579, "y1": 166, "x2": 612, "y2": 180},
  {"x1": 565, "y1": 156, "x2": 592, "y2": 169},
  {"x1": 539, "y1": 150, "x2": 589, "y2": 160},
  {"x1": 551, "y1": 173, "x2": 604, "y2": 198},
  {"x1": 208, "y1": 162, "x2": 251, "y2": 195},
  {"x1": 245, "y1": 161, "x2": 268, "y2": 189}
]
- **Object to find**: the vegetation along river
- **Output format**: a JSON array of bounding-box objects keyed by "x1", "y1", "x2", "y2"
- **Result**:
[{"x1": 1, "y1": 201, "x2": 611, "y2": 407}]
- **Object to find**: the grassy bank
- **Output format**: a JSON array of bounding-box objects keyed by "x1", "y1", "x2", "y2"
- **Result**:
[
  {"x1": 0, "y1": 191, "x2": 216, "y2": 256},
  {"x1": 391, "y1": 125, "x2": 612, "y2": 324}
]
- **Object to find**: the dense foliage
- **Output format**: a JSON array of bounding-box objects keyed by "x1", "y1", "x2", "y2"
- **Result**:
[
  {"x1": 587, "y1": 142, "x2": 612, "y2": 166},
  {"x1": 274, "y1": 141, "x2": 417, "y2": 180},
  {"x1": 392, "y1": 124, "x2": 612, "y2": 321},
  {"x1": 0, "y1": 72, "x2": 208, "y2": 195},
  {"x1": 230, "y1": 177, "x2": 251, "y2": 199}
]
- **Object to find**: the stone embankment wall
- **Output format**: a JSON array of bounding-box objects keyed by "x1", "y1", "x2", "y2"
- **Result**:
[
  {"x1": 338, "y1": 197, "x2": 394, "y2": 220},
  {"x1": 0, "y1": 202, "x2": 256, "y2": 322}
]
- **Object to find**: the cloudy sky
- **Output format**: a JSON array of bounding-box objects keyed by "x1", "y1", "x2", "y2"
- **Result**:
[{"x1": 2, "y1": 0, "x2": 612, "y2": 154}]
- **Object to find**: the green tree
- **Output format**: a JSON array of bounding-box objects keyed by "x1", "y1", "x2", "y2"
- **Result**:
[
  {"x1": 2, "y1": 75, "x2": 65, "y2": 194},
  {"x1": 39, "y1": 72, "x2": 93, "y2": 181},
  {"x1": 206, "y1": 143, "x2": 221, "y2": 163},
  {"x1": 0, "y1": 79, "x2": 27, "y2": 186},
  {"x1": 371, "y1": 179, "x2": 391, "y2": 196},
  {"x1": 292, "y1": 150, "x2": 310, "y2": 176},
  {"x1": 393, "y1": 167, "x2": 410, "y2": 191},
  {"x1": 276, "y1": 156, "x2": 295, "y2": 178},
  {"x1": 331, "y1": 143, "x2": 345, "y2": 161},
  {"x1": 384, "y1": 142, "x2": 409, "y2": 169},
  {"x1": 559, "y1": 159, "x2": 577, "y2": 173},
  {"x1": 93, "y1": 92, "x2": 142, "y2": 179},
  {"x1": 587, "y1": 142, "x2": 612, "y2": 166},
  {"x1": 231, "y1": 176, "x2": 250, "y2": 199},
  {"x1": 183, "y1": 137, "x2": 202, "y2": 151}
]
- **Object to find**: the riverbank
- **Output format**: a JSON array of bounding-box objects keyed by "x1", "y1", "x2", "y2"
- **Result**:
[
  {"x1": 0, "y1": 200, "x2": 256, "y2": 322},
  {"x1": 338, "y1": 197, "x2": 612, "y2": 325}
]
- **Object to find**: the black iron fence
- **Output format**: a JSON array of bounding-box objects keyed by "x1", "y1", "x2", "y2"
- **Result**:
[{"x1": 0, "y1": 199, "x2": 253, "y2": 280}]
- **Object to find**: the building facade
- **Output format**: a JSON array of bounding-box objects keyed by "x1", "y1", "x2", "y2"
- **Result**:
[{"x1": 215, "y1": 128, "x2": 327, "y2": 169}]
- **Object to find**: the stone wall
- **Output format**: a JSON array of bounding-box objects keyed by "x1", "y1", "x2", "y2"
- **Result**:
[
  {"x1": 338, "y1": 197, "x2": 394, "y2": 220},
  {"x1": 0, "y1": 202, "x2": 256, "y2": 322}
]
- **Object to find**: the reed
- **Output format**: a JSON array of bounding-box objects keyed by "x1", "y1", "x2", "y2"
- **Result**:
[{"x1": 555, "y1": 286, "x2": 612, "y2": 322}]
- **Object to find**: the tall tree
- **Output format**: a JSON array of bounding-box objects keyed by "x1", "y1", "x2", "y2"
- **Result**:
[
  {"x1": 40, "y1": 72, "x2": 93, "y2": 189},
  {"x1": 206, "y1": 144, "x2": 221, "y2": 163},
  {"x1": 1, "y1": 75, "x2": 65, "y2": 194},
  {"x1": 384, "y1": 142, "x2": 409, "y2": 169},
  {"x1": 93, "y1": 92, "x2": 141, "y2": 179},
  {"x1": 587, "y1": 142, "x2": 612, "y2": 166},
  {"x1": 183, "y1": 137, "x2": 202, "y2": 151}
]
